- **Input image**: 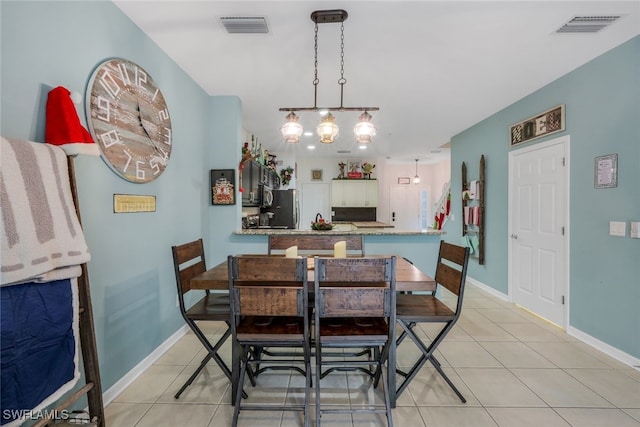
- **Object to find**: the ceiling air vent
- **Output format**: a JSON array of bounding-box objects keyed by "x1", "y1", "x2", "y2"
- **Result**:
[
  {"x1": 221, "y1": 16, "x2": 269, "y2": 34},
  {"x1": 556, "y1": 16, "x2": 621, "y2": 33}
]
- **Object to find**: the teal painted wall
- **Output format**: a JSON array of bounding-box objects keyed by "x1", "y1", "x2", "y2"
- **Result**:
[
  {"x1": 447, "y1": 36, "x2": 640, "y2": 359},
  {"x1": 0, "y1": 0, "x2": 220, "y2": 393}
]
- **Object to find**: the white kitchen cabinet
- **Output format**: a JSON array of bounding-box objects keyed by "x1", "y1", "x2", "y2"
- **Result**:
[{"x1": 331, "y1": 180, "x2": 378, "y2": 207}]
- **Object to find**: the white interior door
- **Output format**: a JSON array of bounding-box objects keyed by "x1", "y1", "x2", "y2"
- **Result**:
[
  {"x1": 389, "y1": 185, "x2": 422, "y2": 230},
  {"x1": 300, "y1": 183, "x2": 330, "y2": 230},
  {"x1": 509, "y1": 136, "x2": 568, "y2": 327}
]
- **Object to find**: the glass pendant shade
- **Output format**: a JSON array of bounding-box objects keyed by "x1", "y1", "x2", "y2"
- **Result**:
[
  {"x1": 413, "y1": 159, "x2": 420, "y2": 183},
  {"x1": 354, "y1": 111, "x2": 376, "y2": 144},
  {"x1": 317, "y1": 112, "x2": 339, "y2": 143},
  {"x1": 281, "y1": 112, "x2": 304, "y2": 143}
]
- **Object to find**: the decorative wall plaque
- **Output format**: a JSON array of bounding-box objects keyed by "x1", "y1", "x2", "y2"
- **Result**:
[{"x1": 509, "y1": 104, "x2": 565, "y2": 147}]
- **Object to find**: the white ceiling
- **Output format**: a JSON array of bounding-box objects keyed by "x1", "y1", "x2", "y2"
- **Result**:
[{"x1": 114, "y1": 1, "x2": 640, "y2": 164}]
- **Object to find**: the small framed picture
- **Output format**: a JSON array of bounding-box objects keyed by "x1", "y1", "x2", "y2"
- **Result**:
[
  {"x1": 397, "y1": 177, "x2": 411, "y2": 184},
  {"x1": 594, "y1": 154, "x2": 618, "y2": 189},
  {"x1": 211, "y1": 169, "x2": 235, "y2": 205},
  {"x1": 347, "y1": 159, "x2": 363, "y2": 179},
  {"x1": 347, "y1": 159, "x2": 361, "y2": 173},
  {"x1": 311, "y1": 169, "x2": 323, "y2": 181}
]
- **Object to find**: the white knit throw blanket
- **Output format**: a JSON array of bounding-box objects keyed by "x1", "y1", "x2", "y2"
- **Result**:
[{"x1": 1, "y1": 137, "x2": 90, "y2": 286}]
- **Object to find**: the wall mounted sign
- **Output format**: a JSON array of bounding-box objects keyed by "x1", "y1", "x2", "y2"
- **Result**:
[
  {"x1": 113, "y1": 194, "x2": 156, "y2": 213},
  {"x1": 509, "y1": 104, "x2": 565, "y2": 147},
  {"x1": 211, "y1": 169, "x2": 235, "y2": 205},
  {"x1": 594, "y1": 154, "x2": 618, "y2": 189}
]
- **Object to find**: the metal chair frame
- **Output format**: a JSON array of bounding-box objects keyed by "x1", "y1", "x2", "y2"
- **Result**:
[
  {"x1": 395, "y1": 241, "x2": 470, "y2": 403},
  {"x1": 313, "y1": 256, "x2": 396, "y2": 427},
  {"x1": 171, "y1": 239, "x2": 238, "y2": 399},
  {"x1": 228, "y1": 255, "x2": 311, "y2": 427}
]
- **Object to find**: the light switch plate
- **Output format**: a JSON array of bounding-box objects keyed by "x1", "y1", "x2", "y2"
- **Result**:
[
  {"x1": 609, "y1": 221, "x2": 626, "y2": 237},
  {"x1": 631, "y1": 222, "x2": 640, "y2": 239}
]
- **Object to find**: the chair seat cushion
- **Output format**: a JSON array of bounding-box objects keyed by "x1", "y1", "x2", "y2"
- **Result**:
[
  {"x1": 236, "y1": 316, "x2": 305, "y2": 342},
  {"x1": 319, "y1": 317, "x2": 388, "y2": 342},
  {"x1": 186, "y1": 293, "x2": 230, "y2": 320},
  {"x1": 396, "y1": 294, "x2": 455, "y2": 322}
]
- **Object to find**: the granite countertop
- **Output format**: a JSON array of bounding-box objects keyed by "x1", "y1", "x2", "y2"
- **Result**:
[
  {"x1": 351, "y1": 221, "x2": 395, "y2": 228},
  {"x1": 235, "y1": 228, "x2": 445, "y2": 236}
]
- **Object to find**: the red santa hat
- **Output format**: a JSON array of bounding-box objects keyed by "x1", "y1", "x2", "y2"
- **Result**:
[{"x1": 45, "y1": 86, "x2": 99, "y2": 156}]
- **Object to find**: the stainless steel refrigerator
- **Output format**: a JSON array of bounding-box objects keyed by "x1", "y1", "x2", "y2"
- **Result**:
[{"x1": 264, "y1": 189, "x2": 298, "y2": 229}]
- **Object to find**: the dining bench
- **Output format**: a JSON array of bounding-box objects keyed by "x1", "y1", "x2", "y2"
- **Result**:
[{"x1": 268, "y1": 234, "x2": 365, "y2": 256}]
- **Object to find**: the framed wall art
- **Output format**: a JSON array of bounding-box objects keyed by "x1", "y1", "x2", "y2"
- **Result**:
[
  {"x1": 347, "y1": 159, "x2": 362, "y2": 178},
  {"x1": 397, "y1": 177, "x2": 411, "y2": 184},
  {"x1": 311, "y1": 169, "x2": 323, "y2": 181},
  {"x1": 210, "y1": 169, "x2": 235, "y2": 205},
  {"x1": 594, "y1": 154, "x2": 618, "y2": 189},
  {"x1": 509, "y1": 104, "x2": 565, "y2": 147}
]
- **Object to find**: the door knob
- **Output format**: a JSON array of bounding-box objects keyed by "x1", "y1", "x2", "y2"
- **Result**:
[{"x1": 511, "y1": 234, "x2": 518, "y2": 239}]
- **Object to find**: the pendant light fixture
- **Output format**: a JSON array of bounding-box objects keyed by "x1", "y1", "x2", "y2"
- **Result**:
[
  {"x1": 354, "y1": 111, "x2": 376, "y2": 144},
  {"x1": 317, "y1": 112, "x2": 339, "y2": 143},
  {"x1": 279, "y1": 9, "x2": 379, "y2": 144},
  {"x1": 413, "y1": 159, "x2": 421, "y2": 184},
  {"x1": 280, "y1": 112, "x2": 303, "y2": 143}
]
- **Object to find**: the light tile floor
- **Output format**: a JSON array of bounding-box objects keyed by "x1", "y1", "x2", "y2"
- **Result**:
[{"x1": 105, "y1": 285, "x2": 640, "y2": 426}]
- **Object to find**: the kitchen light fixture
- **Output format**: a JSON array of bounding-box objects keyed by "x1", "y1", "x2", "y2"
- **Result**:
[
  {"x1": 280, "y1": 112, "x2": 303, "y2": 143},
  {"x1": 354, "y1": 111, "x2": 376, "y2": 144},
  {"x1": 279, "y1": 9, "x2": 379, "y2": 144},
  {"x1": 413, "y1": 159, "x2": 421, "y2": 184}
]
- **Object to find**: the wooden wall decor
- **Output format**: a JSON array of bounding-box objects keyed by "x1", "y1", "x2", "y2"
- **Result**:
[
  {"x1": 509, "y1": 104, "x2": 564, "y2": 147},
  {"x1": 462, "y1": 155, "x2": 485, "y2": 265}
]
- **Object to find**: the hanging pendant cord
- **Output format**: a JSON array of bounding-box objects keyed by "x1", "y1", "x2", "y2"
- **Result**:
[
  {"x1": 338, "y1": 21, "x2": 346, "y2": 110},
  {"x1": 313, "y1": 21, "x2": 319, "y2": 110}
]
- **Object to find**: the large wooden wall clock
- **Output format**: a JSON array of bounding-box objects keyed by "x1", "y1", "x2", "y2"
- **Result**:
[{"x1": 86, "y1": 58, "x2": 172, "y2": 183}]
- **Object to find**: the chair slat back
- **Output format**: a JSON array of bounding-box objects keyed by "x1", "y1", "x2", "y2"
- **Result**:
[
  {"x1": 238, "y1": 287, "x2": 302, "y2": 316},
  {"x1": 434, "y1": 241, "x2": 470, "y2": 297},
  {"x1": 172, "y1": 239, "x2": 206, "y2": 295},
  {"x1": 318, "y1": 287, "x2": 388, "y2": 317},
  {"x1": 228, "y1": 256, "x2": 308, "y2": 318},
  {"x1": 268, "y1": 235, "x2": 364, "y2": 255},
  {"x1": 316, "y1": 257, "x2": 391, "y2": 282},
  {"x1": 315, "y1": 257, "x2": 396, "y2": 318},
  {"x1": 232, "y1": 256, "x2": 305, "y2": 281}
]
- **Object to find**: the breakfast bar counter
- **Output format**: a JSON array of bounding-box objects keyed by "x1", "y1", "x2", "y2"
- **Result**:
[
  {"x1": 230, "y1": 228, "x2": 445, "y2": 277},
  {"x1": 235, "y1": 228, "x2": 445, "y2": 236}
]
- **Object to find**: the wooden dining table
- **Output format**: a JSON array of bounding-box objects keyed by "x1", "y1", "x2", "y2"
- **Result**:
[{"x1": 190, "y1": 254, "x2": 436, "y2": 408}]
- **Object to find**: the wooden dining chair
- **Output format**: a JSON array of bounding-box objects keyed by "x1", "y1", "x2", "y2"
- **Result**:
[
  {"x1": 171, "y1": 239, "x2": 234, "y2": 399},
  {"x1": 228, "y1": 255, "x2": 311, "y2": 427},
  {"x1": 395, "y1": 241, "x2": 470, "y2": 403},
  {"x1": 314, "y1": 256, "x2": 396, "y2": 427}
]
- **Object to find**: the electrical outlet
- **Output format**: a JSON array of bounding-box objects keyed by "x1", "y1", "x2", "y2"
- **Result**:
[
  {"x1": 631, "y1": 222, "x2": 640, "y2": 239},
  {"x1": 609, "y1": 221, "x2": 626, "y2": 237}
]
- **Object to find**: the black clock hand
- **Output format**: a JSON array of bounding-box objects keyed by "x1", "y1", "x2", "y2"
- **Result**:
[{"x1": 136, "y1": 101, "x2": 165, "y2": 156}]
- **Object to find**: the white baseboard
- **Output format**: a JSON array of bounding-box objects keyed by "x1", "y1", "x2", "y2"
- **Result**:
[
  {"x1": 567, "y1": 326, "x2": 640, "y2": 370},
  {"x1": 466, "y1": 276, "x2": 509, "y2": 302},
  {"x1": 467, "y1": 276, "x2": 639, "y2": 370},
  {"x1": 102, "y1": 324, "x2": 189, "y2": 405}
]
